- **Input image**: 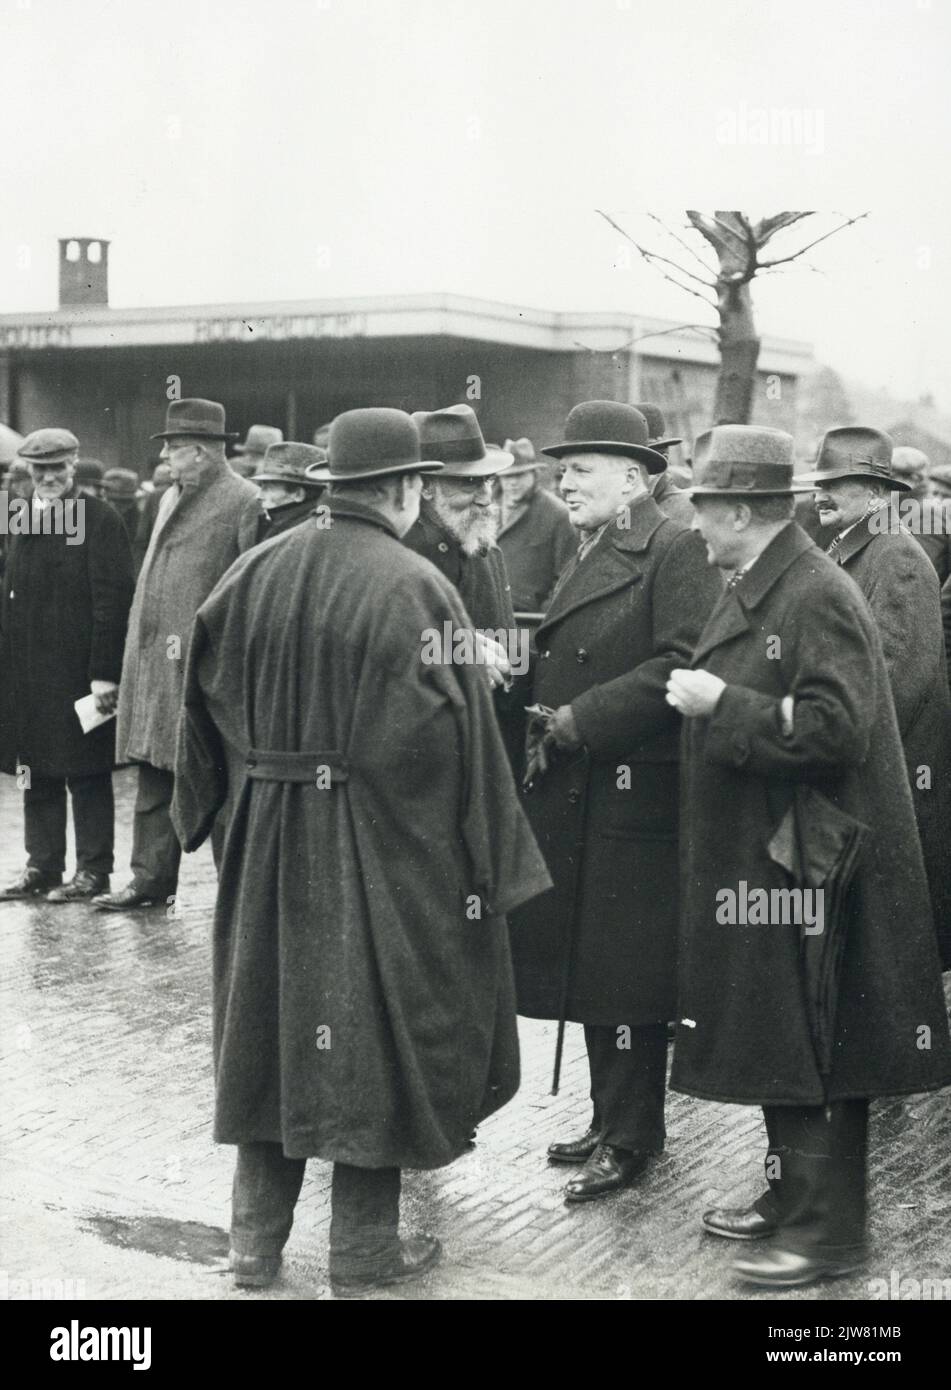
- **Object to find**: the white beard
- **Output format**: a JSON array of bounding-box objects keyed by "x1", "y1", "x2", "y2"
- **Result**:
[{"x1": 429, "y1": 492, "x2": 500, "y2": 556}]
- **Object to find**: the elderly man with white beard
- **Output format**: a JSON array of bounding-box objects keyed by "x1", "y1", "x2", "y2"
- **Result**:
[{"x1": 403, "y1": 405, "x2": 525, "y2": 762}]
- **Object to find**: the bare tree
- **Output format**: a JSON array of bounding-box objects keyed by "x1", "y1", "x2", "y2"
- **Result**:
[{"x1": 597, "y1": 210, "x2": 868, "y2": 425}]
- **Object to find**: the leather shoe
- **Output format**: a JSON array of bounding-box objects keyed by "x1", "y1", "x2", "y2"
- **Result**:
[
  {"x1": 733, "y1": 1245, "x2": 866, "y2": 1288},
  {"x1": 93, "y1": 883, "x2": 170, "y2": 912},
  {"x1": 47, "y1": 871, "x2": 110, "y2": 903},
  {"x1": 702, "y1": 1203, "x2": 777, "y2": 1240},
  {"x1": 564, "y1": 1143, "x2": 649, "y2": 1203},
  {"x1": 229, "y1": 1251, "x2": 281, "y2": 1288},
  {"x1": 330, "y1": 1235, "x2": 442, "y2": 1297},
  {"x1": 548, "y1": 1126, "x2": 602, "y2": 1165},
  {"x1": 0, "y1": 867, "x2": 62, "y2": 900}
]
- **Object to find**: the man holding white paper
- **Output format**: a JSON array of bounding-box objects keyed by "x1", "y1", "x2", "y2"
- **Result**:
[{"x1": 0, "y1": 429, "x2": 134, "y2": 901}]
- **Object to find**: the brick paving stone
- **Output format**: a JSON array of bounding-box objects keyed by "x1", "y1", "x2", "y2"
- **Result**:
[{"x1": 1, "y1": 767, "x2": 950, "y2": 1300}]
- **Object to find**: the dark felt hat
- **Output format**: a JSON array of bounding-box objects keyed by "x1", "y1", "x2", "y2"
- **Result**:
[
  {"x1": 256, "y1": 442, "x2": 327, "y2": 488},
  {"x1": 151, "y1": 398, "x2": 238, "y2": 442},
  {"x1": 688, "y1": 426, "x2": 812, "y2": 497},
  {"x1": 412, "y1": 404, "x2": 513, "y2": 478},
  {"x1": 633, "y1": 402, "x2": 682, "y2": 452},
  {"x1": 306, "y1": 409, "x2": 444, "y2": 483},
  {"x1": 797, "y1": 427, "x2": 909, "y2": 492},
  {"x1": 542, "y1": 401, "x2": 667, "y2": 474},
  {"x1": 235, "y1": 423, "x2": 284, "y2": 455}
]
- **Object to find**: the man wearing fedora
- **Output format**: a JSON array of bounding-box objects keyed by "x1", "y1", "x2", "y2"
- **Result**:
[
  {"x1": 229, "y1": 423, "x2": 283, "y2": 480},
  {"x1": 0, "y1": 428, "x2": 134, "y2": 902},
  {"x1": 404, "y1": 405, "x2": 524, "y2": 760},
  {"x1": 667, "y1": 425, "x2": 951, "y2": 1287},
  {"x1": 255, "y1": 442, "x2": 326, "y2": 542},
  {"x1": 508, "y1": 401, "x2": 721, "y2": 1203},
  {"x1": 102, "y1": 467, "x2": 143, "y2": 545},
  {"x1": 798, "y1": 426, "x2": 951, "y2": 970},
  {"x1": 635, "y1": 403, "x2": 694, "y2": 527},
  {"x1": 94, "y1": 400, "x2": 261, "y2": 913},
  {"x1": 890, "y1": 445, "x2": 951, "y2": 585},
  {"x1": 497, "y1": 436, "x2": 575, "y2": 615},
  {"x1": 171, "y1": 407, "x2": 550, "y2": 1295}
]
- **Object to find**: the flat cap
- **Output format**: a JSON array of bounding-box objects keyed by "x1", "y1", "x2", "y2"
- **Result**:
[{"x1": 18, "y1": 427, "x2": 80, "y2": 463}]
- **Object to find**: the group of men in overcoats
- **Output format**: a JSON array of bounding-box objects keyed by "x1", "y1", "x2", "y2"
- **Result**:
[{"x1": 1, "y1": 383, "x2": 950, "y2": 1296}]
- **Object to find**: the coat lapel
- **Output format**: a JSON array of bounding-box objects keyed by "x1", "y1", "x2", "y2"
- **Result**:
[
  {"x1": 833, "y1": 513, "x2": 878, "y2": 568},
  {"x1": 692, "y1": 522, "x2": 816, "y2": 664},
  {"x1": 535, "y1": 496, "x2": 665, "y2": 642}
]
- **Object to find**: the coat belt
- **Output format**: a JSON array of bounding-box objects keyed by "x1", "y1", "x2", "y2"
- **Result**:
[{"x1": 244, "y1": 749, "x2": 349, "y2": 782}]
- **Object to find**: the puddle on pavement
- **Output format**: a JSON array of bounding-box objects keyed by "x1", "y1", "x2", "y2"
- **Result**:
[{"x1": 79, "y1": 1214, "x2": 229, "y2": 1265}]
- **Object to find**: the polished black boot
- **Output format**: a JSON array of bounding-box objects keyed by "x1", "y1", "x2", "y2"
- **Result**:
[
  {"x1": 547, "y1": 1126, "x2": 601, "y2": 1165},
  {"x1": 563, "y1": 1143, "x2": 649, "y2": 1202}
]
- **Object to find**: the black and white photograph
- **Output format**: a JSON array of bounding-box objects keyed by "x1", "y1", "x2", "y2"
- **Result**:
[{"x1": 1, "y1": 0, "x2": 949, "y2": 1350}]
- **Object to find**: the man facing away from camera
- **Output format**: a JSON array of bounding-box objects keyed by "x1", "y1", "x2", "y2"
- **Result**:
[
  {"x1": 172, "y1": 407, "x2": 550, "y2": 1297},
  {"x1": 667, "y1": 424, "x2": 951, "y2": 1289}
]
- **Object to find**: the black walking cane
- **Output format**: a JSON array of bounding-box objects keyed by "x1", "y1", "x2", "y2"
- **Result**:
[{"x1": 550, "y1": 758, "x2": 590, "y2": 1095}]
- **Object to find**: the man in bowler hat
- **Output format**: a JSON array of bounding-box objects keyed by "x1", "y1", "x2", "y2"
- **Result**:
[
  {"x1": 94, "y1": 400, "x2": 261, "y2": 912},
  {"x1": 171, "y1": 407, "x2": 549, "y2": 1295},
  {"x1": 508, "y1": 401, "x2": 721, "y2": 1202},
  {"x1": 668, "y1": 425, "x2": 951, "y2": 1287}
]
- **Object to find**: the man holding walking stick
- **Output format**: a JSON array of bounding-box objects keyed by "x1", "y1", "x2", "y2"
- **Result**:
[{"x1": 508, "y1": 402, "x2": 720, "y2": 1203}]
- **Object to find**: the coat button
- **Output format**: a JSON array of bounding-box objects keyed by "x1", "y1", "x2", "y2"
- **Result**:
[
  {"x1": 438, "y1": 541, "x2": 449, "y2": 553},
  {"x1": 567, "y1": 788, "x2": 581, "y2": 804},
  {"x1": 540, "y1": 649, "x2": 550, "y2": 660},
  {"x1": 576, "y1": 647, "x2": 589, "y2": 664}
]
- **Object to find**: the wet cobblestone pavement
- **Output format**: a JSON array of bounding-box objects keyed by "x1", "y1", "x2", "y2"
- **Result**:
[{"x1": 1, "y1": 770, "x2": 949, "y2": 1300}]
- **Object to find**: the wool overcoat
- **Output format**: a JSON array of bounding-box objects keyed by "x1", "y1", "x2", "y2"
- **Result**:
[
  {"x1": 498, "y1": 486, "x2": 576, "y2": 612},
  {"x1": 830, "y1": 513, "x2": 951, "y2": 969},
  {"x1": 171, "y1": 502, "x2": 552, "y2": 1168},
  {"x1": 117, "y1": 460, "x2": 261, "y2": 771},
  {"x1": 670, "y1": 522, "x2": 951, "y2": 1106},
  {"x1": 0, "y1": 491, "x2": 134, "y2": 777},
  {"x1": 650, "y1": 470, "x2": 695, "y2": 527},
  {"x1": 507, "y1": 496, "x2": 722, "y2": 1025}
]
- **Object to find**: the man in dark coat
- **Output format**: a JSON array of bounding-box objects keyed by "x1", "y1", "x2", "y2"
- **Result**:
[
  {"x1": 799, "y1": 426, "x2": 951, "y2": 969},
  {"x1": 667, "y1": 425, "x2": 951, "y2": 1288},
  {"x1": 102, "y1": 468, "x2": 143, "y2": 545},
  {"x1": 0, "y1": 429, "x2": 134, "y2": 900},
  {"x1": 497, "y1": 437, "x2": 575, "y2": 613},
  {"x1": 403, "y1": 405, "x2": 525, "y2": 764},
  {"x1": 94, "y1": 400, "x2": 261, "y2": 912},
  {"x1": 890, "y1": 445, "x2": 951, "y2": 583},
  {"x1": 507, "y1": 401, "x2": 722, "y2": 1203},
  {"x1": 171, "y1": 408, "x2": 551, "y2": 1296},
  {"x1": 254, "y1": 441, "x2": 326, "y2": 542}
]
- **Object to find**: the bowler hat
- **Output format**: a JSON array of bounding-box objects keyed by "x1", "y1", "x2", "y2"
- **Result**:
[
  {"x1": 633, "y1": 403, "x2": 682, "y2": 452},
  {"x1": 542, "y1": 401, "x2": 667, "y2": 473},
  {"x1": 412, "y1": 404, "x2": 512, "y2": 478},
  {"x1": 797, "y1": 427, "x2": 909, "y2": 492},
  {"x1": 18, "y1": 427, "x2": 80, "y2": 464},
  {"x1": 103, "y1": 467, "x2": 140, "y2": 498},
  {"x1": 75, "y1": 458, "x2": 105, "y2": 485},
  {"x1": 151, "y1": 399, "x2": 237, "y2": 442},
  {"x1": 688, "y1": 426, "x2": 810, "y2": 497},
  {"x1": 235, "y1": 423, "x2": 284, "y2": 455},
  {"x1": 256, "y1": 442, "x2": 326, "y2": 488},
  {"x1": 306, "y1": 409, "x2": 444, "y2": 483},
  {"x1": 502, "y1": 437, "x2": 542, "y2": 475}
]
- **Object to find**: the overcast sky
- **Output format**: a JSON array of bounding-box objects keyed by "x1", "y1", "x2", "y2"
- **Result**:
[{"x1": 2, "y1": 0, "x2": 948, "y2": 410}]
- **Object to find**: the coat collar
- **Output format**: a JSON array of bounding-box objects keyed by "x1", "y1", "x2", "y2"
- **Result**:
[
  {"x1": 828, "y1": 511, "x2": 882, "y2": 567},
  {"x1": 692, "y1": 522, "x2": 816, "y2": 665},
  {"x1": 326, "y1": 498, "x2": 400, "y2": 539},
  {"x1": 535, "y1": 494, "x2": 666, "y2": 640}
]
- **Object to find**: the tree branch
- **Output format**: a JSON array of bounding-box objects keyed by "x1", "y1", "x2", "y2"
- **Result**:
[
  {"x1": 647, "y1": 212, "x2": 716, "y2": 276},
  {"x1": 757, "y1": 212, "x2": 870, "y2": 268},
  {"x1": 596, "y1": 209, "x2": 719, "y2": 305}
]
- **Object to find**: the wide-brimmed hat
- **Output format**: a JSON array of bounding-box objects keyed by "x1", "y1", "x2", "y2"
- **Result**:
[
  {"x1": 256, "y1": 442, "x2": 327, "y2": 488},
  {"x1": 235, "y1": 423, "x2": 284, "y2": 455},
  {"x1": 797, "y1": 427, "x2": 909, "y2": 493},
  {"x1": 633, "y1": 403, "x2": 682, "y2": 452},
  {"x1": 542, "y1": 401, "x2": 667, "y2": 474},
  {"x1": 18, "y1": 427, "x2": 80, "y2": 464},
  {"x1": 103, "y1": 467, "x2": 140, "y2": 498},
  {"x1": 502, "y1": 437, "x2": 542, "y2": 476},
  {"x1": 412, "y1": 404, "x2": 512, "y2": 478},
  {"x1": 151, "y1": 399, "x2": 237, "y2": 442},
  {"x1": 688, "y1": 426, "x2": 811, "y2": 497},
  {"x1": 306, "y1": 409, "x2": 445, "y2": 483}
]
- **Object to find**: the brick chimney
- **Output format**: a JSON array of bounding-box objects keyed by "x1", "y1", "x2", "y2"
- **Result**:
[{"x1": 58, "y1": 237, "x2": 110, "y2": 307}]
